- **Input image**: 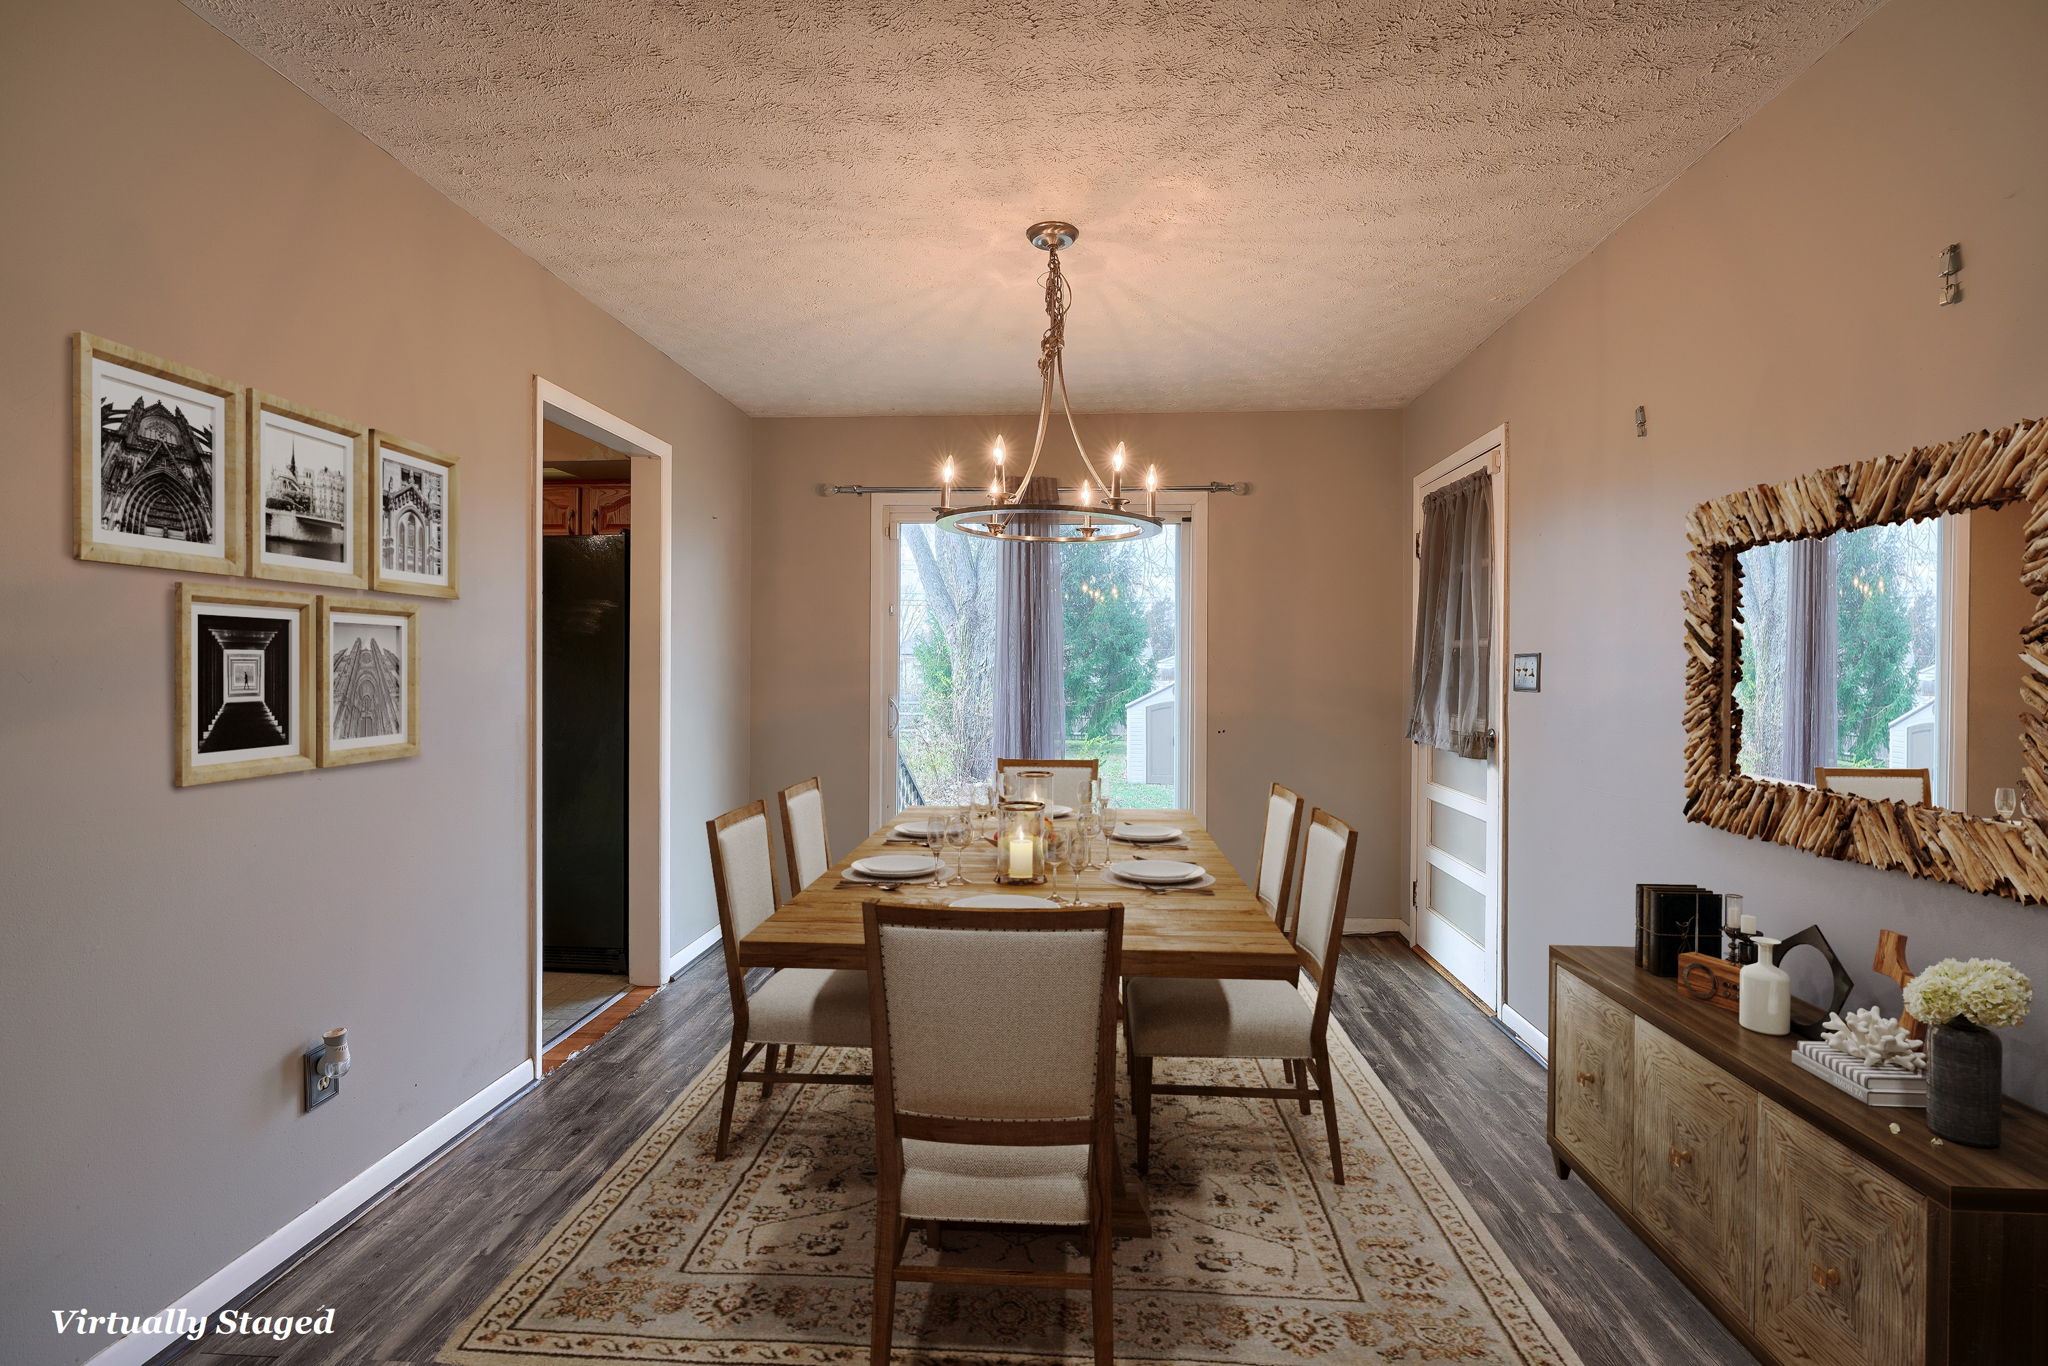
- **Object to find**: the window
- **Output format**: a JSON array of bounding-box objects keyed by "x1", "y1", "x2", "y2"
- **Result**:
[
  {"x1": 1735, "y1": 517, "x2": 1947, "y2": 798},
  {"x1": 877, "y1": 498, "x2": 1199, "y2": 817}
]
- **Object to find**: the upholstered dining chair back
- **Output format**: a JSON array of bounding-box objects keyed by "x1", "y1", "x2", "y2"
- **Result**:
[
  {"x1": 708, "y1": 801, "x2": 779, "y2": 950},
  {"x1": 1255, "y1": 782, "x2": 1307, "y2": 931},
  {"x1": 777, "y1": 776, "x2": 832, "y2": 893},
  {"x1": 866, "y1": 902, "x2": 1120, "y2": 1127},
  {"x1": 1292, "y1": 808, "x2": 1360, "y2": 993},
  {"x1": 996, "y1": 756, "x2": 1099, "y2": 809}
]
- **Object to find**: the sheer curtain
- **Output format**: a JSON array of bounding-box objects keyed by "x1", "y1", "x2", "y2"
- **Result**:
[
  {"x1": 1779, "y1": 536, "x2": 1839, "y2": 782},
  {"x1": 995, "y1": 476, "x2": 1066, "y2": 760},
  {"x1": 1406, "y1": 471, "x2": 1492, "y2": 759}
]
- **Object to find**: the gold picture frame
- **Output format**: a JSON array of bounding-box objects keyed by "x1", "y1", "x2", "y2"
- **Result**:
[
  {"x1": 248, "y1": 391, "x2": 370, "y2": 590},
  {"x1": 370, "y1": 430, "x2": 460, "y2": 599},
  {"x1": 1683, "y1": 417, "x2": 2048, "y2": 901},
  {"x1": 76, "y1": 333, "x2": 245, "y2": 575},
  {"x1": 175, "y1": 582, "x2": 317, "y2": 787},
  {"x1": 318, "y1": 596, "x2": 421, "y2": 766}
]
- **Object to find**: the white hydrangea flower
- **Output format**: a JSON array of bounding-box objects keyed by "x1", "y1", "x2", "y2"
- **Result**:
[{"x1": 1903, "y1": 957, "x2": 2034, "y2": 1030}]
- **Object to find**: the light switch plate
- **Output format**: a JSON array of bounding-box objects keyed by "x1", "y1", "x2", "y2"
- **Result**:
[{"x1": 1511, "y1": 653, "x2": 1542, "y2": 692}]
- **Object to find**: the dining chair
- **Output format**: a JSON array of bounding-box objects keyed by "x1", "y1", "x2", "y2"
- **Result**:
[
  {"x1": 1254, "y1": 782, "x2": 1306, "y2": 934},
  {"x1": 706, "y1": 800, "x2": 871, "y2": 1160},
  {"x1": 863, "y1": 899, "x2": 1123, "y2": 1366},
  {"x1": 996, "y1": 756, "x2": 1100, "y2": 808},
  {"x1": 1813, "y1": 766, "x2": 1932, "y2": 805},
  {"x1": 1124, "y1": 806, "x2": 1358, "y2": 1183},
  {"x1": 776, "y1": 776, "x2": 832, "y2": 893}
]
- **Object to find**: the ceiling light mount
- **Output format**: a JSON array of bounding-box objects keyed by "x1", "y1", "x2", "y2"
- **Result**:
[{"x1": 935, "y1": 222, "x2": 1163, "y2": 544}]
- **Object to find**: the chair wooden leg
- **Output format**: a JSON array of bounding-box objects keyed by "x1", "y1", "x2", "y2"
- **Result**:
[
  {"x1": 1293, "y1": 1057, "x2": 1312, "y2": 1114},
  {"x1": 1133, "y1": 1054, "x2": 1153, "y2": 1176},
  {"x1": 1090, "y1": 1204, "x2": 1115, "y2": 1366},
  {"x1": 870, "y1": 1212, "x2": 900, "y2": 1365},
  {"x1": 1282, "y1": 1057, "x2": 1297, "y2": 1087},
  {"x1": 922, "y1": 1219, "x2": 942, "y2": 1252},
  {"x1": 783, "y1": 1043, "x2": 798, "y2": 1071},
  {"x1": 1313, "y1": 1049, "x2": 1344, "y2": 1185},
  {"x1": 714, "y1": 1033, "x2": 747, "y2": 1161},
  {"x1": 760, "y1": 1040, "x2": 779, "y2": 1100}
]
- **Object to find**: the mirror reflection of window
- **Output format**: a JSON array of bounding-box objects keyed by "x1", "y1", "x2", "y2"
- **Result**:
[{"x1": 1732, "y1": 505, "x2": 2029, "y2": 817}]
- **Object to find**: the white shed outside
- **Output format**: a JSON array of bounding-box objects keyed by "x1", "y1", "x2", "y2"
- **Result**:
[{"x1": 1124, "y1": 681, "x2": 1177, "y2": 787}]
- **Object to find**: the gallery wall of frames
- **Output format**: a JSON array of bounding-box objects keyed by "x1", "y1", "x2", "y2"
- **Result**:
[{"x1": 73, "y1": 332, "x2": 457, "y2": 786}]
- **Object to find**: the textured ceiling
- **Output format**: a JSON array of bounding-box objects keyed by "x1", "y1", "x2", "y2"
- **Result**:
[{"x1": 186, "y1": 1, "x2": 1880, "y2": 416}]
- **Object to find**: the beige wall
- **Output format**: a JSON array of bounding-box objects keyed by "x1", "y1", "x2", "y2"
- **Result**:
[
  {"x1": 1402, "y1": 0, "x2": 2048, "y2": 1101},
  {"x1": 1964, "y1": 502, "x2": 2030, "y2": 818},
  {"x1": 0, "y1": 2, "x2": 750, "y2": 1357},
  {"x1": 751, "y1": 411, "x2": 1410, "y2": 925}
]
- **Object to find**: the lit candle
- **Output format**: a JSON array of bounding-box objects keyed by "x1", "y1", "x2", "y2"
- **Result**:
[
  {"x1": 1078, "y1": 478, "x2": 1091, "y2": 507},
  {"x1": 1111, "y1": 443, "x2": 1125, "y2": 504},
  {"x1": 992, "y1": 436, "x2": 1006, "y2": 502},
  {"x1": 1007, "y1": 833, "x2": 1035, "y2": 879},
  {"x1": 1145, "y1": 465, "x2": 1159, "y2": 518},
  {"x1": 939, "y1": 457, "x2": 954, "y2": 510}
]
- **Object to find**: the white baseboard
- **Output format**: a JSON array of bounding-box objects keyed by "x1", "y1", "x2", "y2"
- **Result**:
[
  {"x1": 1499, "y1": 1002, "x2": 1549, "y2": 1062},
  {"x1": 87, "y1": 1058, "x2": 536, "y2": 1366},
  {"x1": 1343, "y1": 917, "x2": 1410, "y2": 936},
  {"x1": 665, "y1": 924, "x2": 721, "y2": 980}
]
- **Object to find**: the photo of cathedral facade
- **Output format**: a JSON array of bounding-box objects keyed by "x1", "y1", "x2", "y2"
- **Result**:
[
  {"x1": 381, "y1": 463, "x2": 444, "y2": 576},
  {"x1": 262, "y1": 443, "x2": 348, "y2": 562},
  {"x1": 330, "y1": 628, "x2": 403, "y2": 741},
  {"x1": 99, "y1": 396, "x2": 214, "y2": 542}
]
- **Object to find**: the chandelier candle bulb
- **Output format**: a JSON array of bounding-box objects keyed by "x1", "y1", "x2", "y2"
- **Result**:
[
  {"x1": 1146, "y1": 465, "x2": 1158, "y2": 518},
  {"x1": 938, "y1": 458, "x2": 954, "y2": 511},
  {"x1": 1111, "y1": 444, "x2": 1125, "y2": 504}
]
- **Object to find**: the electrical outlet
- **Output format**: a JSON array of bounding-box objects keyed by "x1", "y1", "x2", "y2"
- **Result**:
[{"x1": 304, "y1": 1045, "x2": 340, "y2": 1111}]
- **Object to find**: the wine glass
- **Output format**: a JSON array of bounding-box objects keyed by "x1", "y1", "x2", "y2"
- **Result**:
[
  {"x1": 1996, "y1": 787, "x2": 2019, "y2": 824},
  {"x1": 1046, "y1": 826, "x2": 1073, "y2": 903},
  {"x1": 945, "y1": 809, "x2": 972, "y2": 885},
  {"x1": 1077, "y1": 803, "x2": 1102, "y2": 870}
]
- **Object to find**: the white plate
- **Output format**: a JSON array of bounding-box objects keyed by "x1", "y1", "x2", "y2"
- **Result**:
[
  {"x1": 851, "y1": 854, "x2": 944, "y2": 878},
  {"x1": 1106, "y1": 869, "x2": 1217, "y2": 892},
  {"x1": 1112, "y1": 823, "x2": 1182, "y2": 843},
  {"x1": 842, "y1": 868, "x2": 939, "y2": 885},
  {"x1": 1105, "y1": 859, "x2": 1203, "y2": 884},
  {"x1": 893, "y1": 820, "x2": 946, "y2": 838},
  {"x1": 951, "y1": 893, "x2": 1061, "y2": 908}
]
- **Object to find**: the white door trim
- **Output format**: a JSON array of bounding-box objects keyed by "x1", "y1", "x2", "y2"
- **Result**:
[
  {"x1": 529, "y1": 379, "x2": 674, "y2": 1075},
  {"x1": 1408, "y1": 424, "x2": 1509, "y2": 1010},
  {"x1": 867, "y1": 492, "x2": 1209, "y2": 828}
]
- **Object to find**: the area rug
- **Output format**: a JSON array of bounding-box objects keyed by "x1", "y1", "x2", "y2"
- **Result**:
[{"x1": 441, "y1": 1016, "x2": 1581, "y2": 1365}]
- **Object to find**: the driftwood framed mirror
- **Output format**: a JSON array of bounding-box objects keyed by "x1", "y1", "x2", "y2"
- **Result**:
[{"x1": 1683, "y1": 417, "x2": 2048, "y2": 902}]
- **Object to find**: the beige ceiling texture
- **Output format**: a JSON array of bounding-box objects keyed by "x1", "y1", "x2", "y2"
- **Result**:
[{"x1": 187, "y1": 1, "x2": 1880, "y2": 416}]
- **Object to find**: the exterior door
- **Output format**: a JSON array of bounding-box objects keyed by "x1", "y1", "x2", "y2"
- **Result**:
[{"x1": 1410, "y1": 431, "x2": 1505, "y2": 1007}]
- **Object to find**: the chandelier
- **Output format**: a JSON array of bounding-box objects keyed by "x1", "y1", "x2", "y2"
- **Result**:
[{"x1": 935, "y1": 222, "x2": 1163, "y2": 542}]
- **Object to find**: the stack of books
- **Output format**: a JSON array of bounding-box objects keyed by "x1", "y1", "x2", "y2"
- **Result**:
[{"x1": 1790, "y1": 1040, "x2": 1927, "y2": 1108}]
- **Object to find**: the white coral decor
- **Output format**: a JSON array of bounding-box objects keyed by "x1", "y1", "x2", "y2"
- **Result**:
[
  {"x1": 1902, "y1": 957, "x2": 2034, "y2": 1031},
  {"x1": 1821, "y1": 1006, "x2": 1926, "y2": 1072}
]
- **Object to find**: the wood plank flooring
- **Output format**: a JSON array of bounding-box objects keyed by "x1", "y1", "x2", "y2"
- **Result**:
[{"x1": 170, "y1": 939, "x2": 1755, "y2": 1365}]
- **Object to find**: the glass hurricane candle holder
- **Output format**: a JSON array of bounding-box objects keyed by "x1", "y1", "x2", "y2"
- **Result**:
[
  {"x1": 996, "y1": 800, "x2": 1048, "y2": 884},
  {"x1": 1008, "y1": 767, "x2": 1055, "y2": 808}
]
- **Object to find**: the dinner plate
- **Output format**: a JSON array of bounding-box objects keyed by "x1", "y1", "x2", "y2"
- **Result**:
[
  {"x1": 1104, "y1": 859, "x2": 1203, "y2": 884},
  {"x1": 841, "y1": 868, "x2": 940, "y2": 885},
  {"x1": 892, "y1": 820, "x2": 946, "y2": 838},
  {"x1": 1106, "y1": 869, "x2": 1217, "y2": 892},
  {"x1": 1043, "y1": 804, "x2": 1075, "y2": 819},
  {"x1": 951, "y1": 893, "x2": 1060, "y2": 908},
  {"x1": 851, "y1": 854, "x2": 944, "y2": 878},
  {"x1": 1112, "y1": 823, "x2": 1182, "y2": 843}
]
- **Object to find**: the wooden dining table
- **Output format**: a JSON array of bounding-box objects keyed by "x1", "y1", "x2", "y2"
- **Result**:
[{"x1": 738, "y1": 807, "x2": 1299, "y2": 980}]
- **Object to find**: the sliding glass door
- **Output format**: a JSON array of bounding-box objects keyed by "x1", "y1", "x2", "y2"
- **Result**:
[{"x1": 876, "y1": 504, "x2": 1194, "y2": 817}]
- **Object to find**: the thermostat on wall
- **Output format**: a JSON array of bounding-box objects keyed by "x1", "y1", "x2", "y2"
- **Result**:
[{"x1": 1511, "y1": 653, "x2": 1542, "y2": 692}]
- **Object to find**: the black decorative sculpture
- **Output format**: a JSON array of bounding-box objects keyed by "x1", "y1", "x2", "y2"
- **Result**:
[{"x1": 1775, "y1": 923, "x2": 1856, "y2": 1040}]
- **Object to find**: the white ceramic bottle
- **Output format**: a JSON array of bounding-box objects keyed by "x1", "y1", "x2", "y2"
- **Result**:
[{"x1": 1739, "y1": 936, "x2": 1791, "y2": 1035}]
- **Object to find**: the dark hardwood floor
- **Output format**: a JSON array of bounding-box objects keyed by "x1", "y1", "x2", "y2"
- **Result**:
[{"x1": 174, "y1": 938, "x2": 1755, "y2": 1365}]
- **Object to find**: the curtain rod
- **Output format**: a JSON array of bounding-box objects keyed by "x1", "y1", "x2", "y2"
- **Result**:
[{"x1": 816, "y1": 481, "x2": 1250, "y2": 497}]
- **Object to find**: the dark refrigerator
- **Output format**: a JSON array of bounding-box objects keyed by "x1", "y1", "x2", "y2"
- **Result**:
[{"x1": 542, "y1": 533, "x2": 629, "y2": 973}]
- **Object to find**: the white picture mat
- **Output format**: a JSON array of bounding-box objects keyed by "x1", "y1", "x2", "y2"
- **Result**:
[
  {"x1": 257, "y1": 409, "x2": 355, "y2": 573},
  {"x1": 377, "y1": 445, "x2": 448, "y2": 586},
  {"x1": 188, "y1": 601, "x2": 301, "y2": 766},
  {"x1": 327, "y1": 610, "x2": 409, "y2": 750},
  {"x1": 91, "y1": 358, "x2": 228, "y2": 556}
]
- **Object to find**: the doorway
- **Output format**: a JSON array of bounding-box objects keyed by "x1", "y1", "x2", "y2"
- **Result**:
[
  {"x1": 1409, "y1": 427, "x2": 1507, "y2": 1010},
  {"x1": 529, "y1": 380, "x2": 674, "y2": 1067}
]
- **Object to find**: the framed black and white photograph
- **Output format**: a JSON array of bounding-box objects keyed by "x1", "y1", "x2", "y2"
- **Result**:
[
  {"x1": 75, "y1": 334, "x2": 245, "y2": 575},
  {"x1": 318, "y1": 596, "x2": 419, "y2": 766},
  {"x1": 371, "y1": 432, "x2": 459, "y2": 598},
  {"x1": 250, "y1": 392, "x2": 368, "y2": 589},
  {"x1": 175, "y1": 583, "x2": 316, "y2": 787}
]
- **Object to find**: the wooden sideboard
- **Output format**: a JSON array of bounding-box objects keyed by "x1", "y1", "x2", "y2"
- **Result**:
[{"x1": 1548, "y1": 946, "x2": 2047, "y2": 1366}]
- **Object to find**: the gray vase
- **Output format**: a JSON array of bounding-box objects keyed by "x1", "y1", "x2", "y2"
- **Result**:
[{"x1": 1927, "y1": 1018, "x2": 2002, "y2": 1148}]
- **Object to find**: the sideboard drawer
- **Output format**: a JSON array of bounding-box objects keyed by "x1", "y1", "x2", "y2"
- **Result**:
[
  {"x1": 1552, "y1": 966, "x2": 1634, "y2": 1198},
  {"x1": 1755, "y1": 1099, "x2": 1928, "y2": 1366},
  {"x1": 1632, "y1": 1018, "x2": 1755, "y2": 1325}
]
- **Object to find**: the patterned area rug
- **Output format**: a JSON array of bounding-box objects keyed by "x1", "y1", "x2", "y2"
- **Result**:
[{"x1": 442, "y1": 1018, "x2": 1580, "y2": 1365}]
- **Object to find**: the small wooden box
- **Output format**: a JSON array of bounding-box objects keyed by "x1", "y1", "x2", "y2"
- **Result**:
[{"x1": 1676, "y1": 952, "x2": 1739, "y2": 1013}]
